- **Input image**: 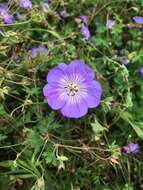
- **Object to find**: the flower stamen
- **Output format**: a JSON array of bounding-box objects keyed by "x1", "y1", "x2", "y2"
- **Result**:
[{"x1": 65, "y1": 83, "x2": 79, "y2": 96}]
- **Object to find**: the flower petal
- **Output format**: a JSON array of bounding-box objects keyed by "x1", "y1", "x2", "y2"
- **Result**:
[
  {"x1": 106, "y1": 19, "x2": 115, "y2": 29},
  {"x1": 46, "y1": 64, "x2": 66, "y2": 83},
  {"x1": 30, "y1": 47, "x2": 39, "y2": 58},
  {"x1": 86, "y1": 80, "x2": 102, "y2": 108},
  {"x1": 68, "y1": 59, "x2": 95, "y2": 80},
  {"x1": 61, "y1": 97, "x2": 88, "y2": 118},
  {"x1": 58, "y1": 63, "x2": 68, "y2": 71},
  {"x1": 81, "y1": 24, "x2": 90, "y2": 39},
  {"x1": 79, "y1": 16, "x2": 88, "y2": 24},
  {"x1": 128, "y1": 143, "x2": 139, "y2": 153},
  {"x1": 3, "y1": 14, "x2": 13, "y2": 24},
  {"x1": 139, "y1": 66, "x2": 143, "y2": 76},
  {"x1": 123, "y1": 146, "x2": 130, "y2": 153},
  {"x1": 1, "y1": 5, "x2": 9, "y2": 11},
  {"x1": 43, "y1": 84, "x2": 66, "y2": 110},
  {"x1": 133, "y1": 16, "x2": 143, "y2": 24}
]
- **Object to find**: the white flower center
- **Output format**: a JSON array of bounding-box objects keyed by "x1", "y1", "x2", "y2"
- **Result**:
[{"x1": 65, "y1": 82, "x2": 79, "y2": 96}]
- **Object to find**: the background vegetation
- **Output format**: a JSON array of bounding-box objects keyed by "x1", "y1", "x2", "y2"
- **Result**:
[{"x1": 0, "y1": 0, "x2": 143, "y2": 189}]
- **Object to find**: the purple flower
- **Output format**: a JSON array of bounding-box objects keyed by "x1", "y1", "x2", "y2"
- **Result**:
[
  {"x1": 119, "y1": 49, "x2": 125, "y2": 55},
  {"x1": 0, "y1": 4, "x2": 13, "y2": 24},
  {"x1": 30, "y1": 47, "x2": 39, "y2": 58},
  {"x1": 119, "y1": 57, "x2": 130, "y2": 65},
  {"x1": 43, "y1": 60, "x2": 102, "y2": 118},
  {"x1": 40, "y1": 0, "x2": 51, "y2": 12},
  {"x1": 81, "y1": 24, "x2": 90, "y2": 39},
  {"x1": 3, "y1": 13, "x2": 13, "y2": 24},
  {"x1": 123, "y1": 143, "x2": 140, "y2": 154},
  {"x1": 19, "y1": 0, "x2": 32, "y2": 9},
  {"x1": 0, "y1": 5, "x2": 9, "y2": 12},
  {"x1": 139, "y1": 66, "x2": 143, "y2": 76},
  {"x1": 106, "y1": 19, "x2": 115, "y2": 29},
  {"x1": 30, "y1": 45, "x2": 48, "y2": 58},
  {"x1": 43, "y1": 0, "x2": 51, "y2": 3},
  {"x1": 79, "y1": 15, "x2": 88, "y2": 24},
  {"x1": 16, "y1": 12, "x2": 26, "y2": 20},
  {"x1": 39, "y1": 45, "x2": 48, "y2": 54},
  {"x1": 133, "y1": 16, "x2": 143, "y2": 24},
  {"x1": 60, "y1": 10, "x2": 69, "y2": 18}
]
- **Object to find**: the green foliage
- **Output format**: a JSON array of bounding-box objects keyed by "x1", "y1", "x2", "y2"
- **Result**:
[
  {"x1": 91, "y1": 119, "x2": 107, "y2": 140},
  {"x1": 0, "y1": 0, "x2": 143, "y2": 189},
  {"x1": 121, "y1": 112, "x2": 143, "y2": 140},
  {"x1": 24, "y1": 128, "x2": 44, "y2": 152}
]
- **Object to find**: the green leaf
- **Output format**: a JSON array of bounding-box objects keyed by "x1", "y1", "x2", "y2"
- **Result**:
[
  {"x1": 0, "y1": 133, "x2": 7, "y2": 141},
  {"x1": 133, "y1": 49, "x2": 143, "y2": 63},
  {"x1": 24, "y1": 128, "x2": 44, "y2": 152},
  {"x1": 112, "y1": 23, "x2": 123, "y2": 35},
  {"x1": 0, "y1": 105, "x2": 7, "y2": 116},
  {"x1": 0, "y1": 176, "x2": 10, "y2": 190},
  {"x1": 130, "y1": 122, "x2": 143, "y2": 140},
  {"x1": 43, "y1": 151, "x2": 55, "y2": 164},
  {"x1": 91, "y1": 119, "x2": 107, "y2": 135},
  {"x1": 43, "y1": 149, "x2": 58, "y2": 167},
  {"x1": 0, "y1": 160, "x2": 13, "y2": 168},
  {"x1": 121, "y1": 112, "x2": 143, "y2": 140},
  {"x1": 126, "y1": 91, "x2": 133, "y2": 108}
]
